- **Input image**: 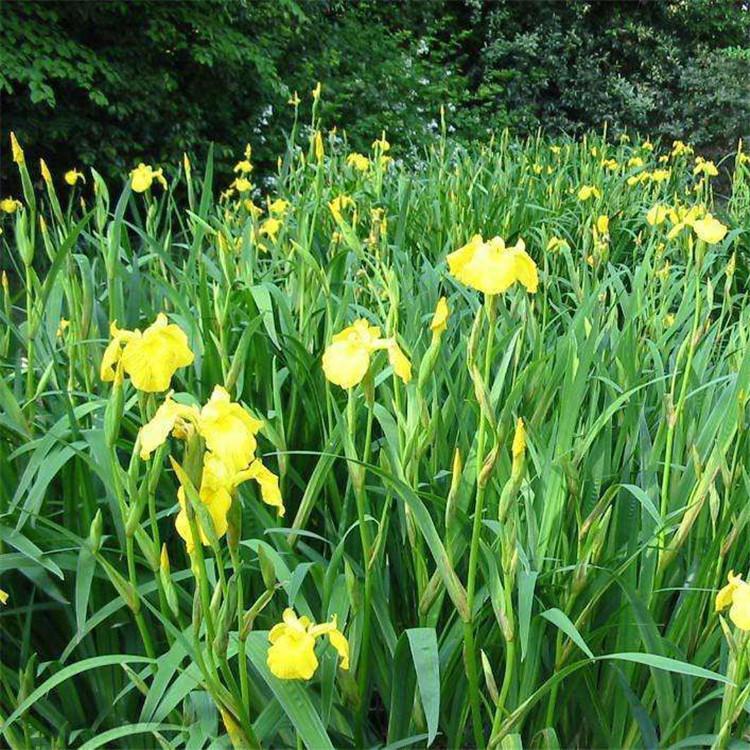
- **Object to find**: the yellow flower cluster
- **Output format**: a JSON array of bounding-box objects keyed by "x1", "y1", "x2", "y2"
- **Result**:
[
  {"x1": 646, "y1": 202, "x2": 728, "y2": 244},
  {"x1": 139, "y1": 385, "x2": 283, "y2": 550}
]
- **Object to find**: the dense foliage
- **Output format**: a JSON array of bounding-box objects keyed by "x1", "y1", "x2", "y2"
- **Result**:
[
  {"x1": 3, "y1": 0, "x2": 749, "y2": 185},
  {"x1": 2, "y1": 109, "x2": 750, "y2": 747}
]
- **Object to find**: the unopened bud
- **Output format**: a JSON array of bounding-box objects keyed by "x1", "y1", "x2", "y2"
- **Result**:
[
  {"x1": 257, "y1": 546, "x2": 276, "y2": 591},
  {"x1": 89, "y1": 510, "x2": 103, "y2": 552}
]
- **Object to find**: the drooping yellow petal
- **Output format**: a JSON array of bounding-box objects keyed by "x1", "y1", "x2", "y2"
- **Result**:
[
  {"x1": 139, "y1": 397, "x2": 198, "y2": 460},
  {"x1": 198, "y1": 386, "x2": 264, "y2": 472},
  {"x1": 0, "y1": 589, "x2": 8, "y2": 605},
  {"x1": 509, "y1": 246, "x2": 539, "y2": 293},
  {"x1": 326, "y1": 625, "x2": 350, "y2": 670},
  {"x1": 729, "y1": 584, "x2": 750, "y2": 631},
  {"x1": 267, "y1": 629, "x2": 318, "y2": 679},
  {"x1": 387, "y1": 342, "x2": 412, "y2": 383},
  {"x1": 716, "y1": 571, "x2": 743, "y2": 612},
  {"x1": 100, "y1": 321, "x2": 137, "y2": 383},
  {"x1": 238, "y1": 460, "x2": 285, "y2": 517}
]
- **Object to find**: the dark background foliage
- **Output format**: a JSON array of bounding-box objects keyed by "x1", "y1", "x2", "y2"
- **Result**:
[{"x1": 2, "y1": 0, "x2": 749, "y2": 187}]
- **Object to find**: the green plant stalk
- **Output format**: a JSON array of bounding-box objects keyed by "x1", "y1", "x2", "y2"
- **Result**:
[
  {"x1": 125, "y1": 534, "x2": 156, "y2": 659},
  {"x1": 658, "y1": 244, "x2": 702, "y2": 565},
  {"x1": 714, "y1": 635, "x2": 748, "y2": 750},
  {"x1": 492, "y1": 584, "x2": 518, "y2": 735},
  {"x1": 24, "y1": 264, "x2": 35, "y2": 405},
  {"x1": 464, "y1": 295, "x2": 497, "y2": 749},
  {"x1": 347, "y1": 387, "x2": 375, "y2": 747}
]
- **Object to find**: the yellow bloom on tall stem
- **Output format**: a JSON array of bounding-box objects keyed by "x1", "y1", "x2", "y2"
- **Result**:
[
  {"x1": 120, "y1": 314, "x2": 194, "y2": 392},
  {"x1": 130, "y1": 163, "x2": 167, "y2": 193},
  {"x1": 647, "y1": 204, "x2": 668, "y2": 226},
  {"x1": 198, "y1": 386, "x2": 264, "y2": 472},
  {"x1": 716, "y1": 572, "x2": 750, "y2": 630},
  {"x1": 175, "y1": 453, "x2": 233, "y2": 552},
  {"x1": 233, "y1": 159, "x2": 253, "y2": 174},
  {"x1": 693, "y1": 157, "x2": 718, "y2": 177},
  {"x1": 65, "y1": 169, "x2": 84, "y2": 186},
  {"x1": 0, "y1": 197, "x2": 22, "y2": 213},
  {"x1": 260, "y1": 217, "x2": 282, "y2": 241},
  {"x1": 346, "y1": 153, "x2": 370, "y2": 172},
  {"x1": 692, "y1": 214, "x2": 728, "y2": 245},
  {"x1": 447, "y1": 234, "x2": 538, "y2": 296},
  {"x1": 101, "y1": 314, "x2": 193, "y2": 392},
  {"x1": 322, "y1": 319, "x2": 411, "y2": 389},
  {"x1": 267, "y1": 608, "x2": 349, "y2": 680},
  {"x1": 577, "y1": 185, "x2": 601, "y2": 201}
]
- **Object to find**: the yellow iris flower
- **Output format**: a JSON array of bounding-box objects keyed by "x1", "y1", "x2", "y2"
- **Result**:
[
  {"x1": 269, "y1": 198, "x2": 290, "y2": 215},
  {"x1": 0, "y1": 197, "x2": 22, "y2": 213},
  {"x1": 346, "y1": 153, "x2": 370, "y2": 172},
  {"x1": 198, "y1": 385, "x2": 264, "y2": 472},
  {"x1": 693, "y1": 157, "x2": 718, "y2": 177},
  {"x1": 267, "y1": 608, "x2": 349, "y2": 680},
  {"x1": 260, "y1": 217, "x2": 282, "y2": 241},
  {"x1": 0, "y1": 589, "x2": 8, "y2": 605},
  {"x1": 322, "y1": 319, "x2": 411, "y2": 389},
  {"x1": 577, "y1": 185, "x2": 601, "y2": 201},
  {"x1": 174, "y1": 451, "x2": 284, "y2": 550},
  {"x1": 692, "y1": 214, "x2": 728, "y2": 244},
  {"x1": 233, "y1": 177, "x2": 252, "y2": 193},
  {"x1": 65, "y1": 169, "x2": 84, "y2": 186},
  {"x1": 140, "y1": 386, "x2": 284, "y2": 549},
  {"x1": 130, "y1": 163, "x2": 168, "y2": 193},
  {"x1": 138, "y1": 395, "x2": 200, "y2": 460},
  {"x1": 101, "y1": 314, "x2": 194, "y2": 392},
  {"x1": 647, "y1": 205, "x2": 668, "y2": 226},
  {"x1": 447, "y1": 234, "x2": 538, "y2": 296},
  {"x1": 234, "y1": 159, "x2": 253, "y2": 174},
  {"x1": 716, "y1": 572, "x2": 750, "y2": 630},
  {"x1": 546, "y1": 236, "x2": 569, "y2": 253}
]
